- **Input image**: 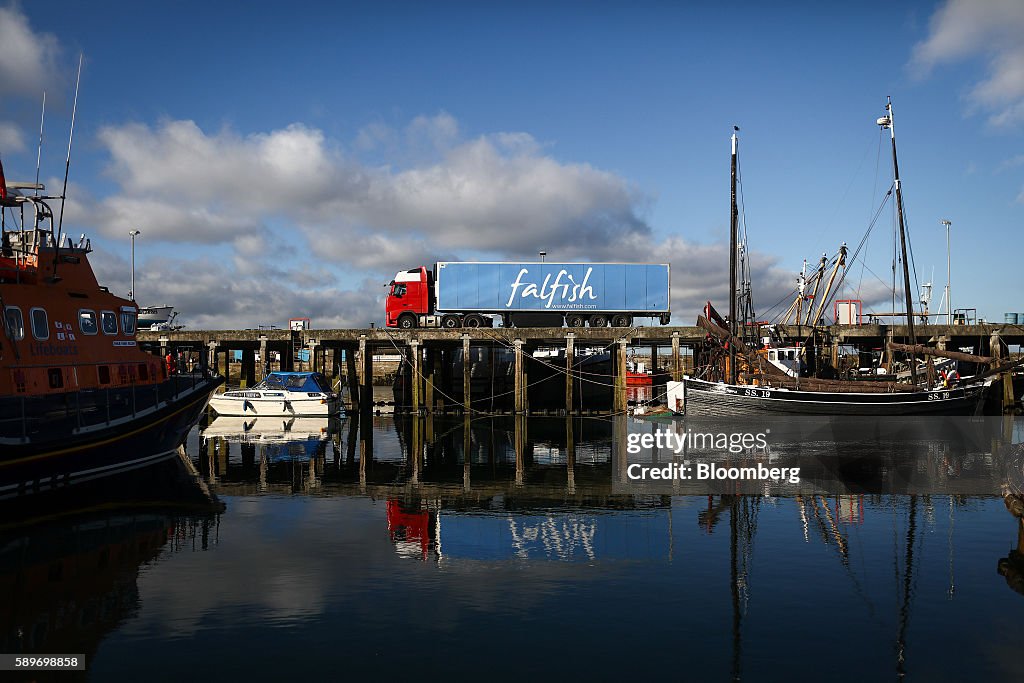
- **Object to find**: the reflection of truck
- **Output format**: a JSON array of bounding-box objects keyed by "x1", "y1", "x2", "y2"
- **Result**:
[{"x1": 385, "y1": 262, "x2": 671, "y2": 329}]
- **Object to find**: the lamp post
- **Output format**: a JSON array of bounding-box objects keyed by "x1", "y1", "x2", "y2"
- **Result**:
[
  {"x1": 941, "y1": 219, "x2": 951, "y2": 325},
  {"x1": 129, "y1": 229, "x2": 141, "y2": 301},
  {"x1": 539, "y1": 251, "x2": 546, "y2": 262}
]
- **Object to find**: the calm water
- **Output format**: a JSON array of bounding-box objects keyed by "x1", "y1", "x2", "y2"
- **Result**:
[{"x1": 2, "y1": 412, "x2": 1023, "y2": 682}]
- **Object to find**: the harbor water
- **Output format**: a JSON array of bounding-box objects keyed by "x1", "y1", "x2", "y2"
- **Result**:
[{"x1": 2, "y1": 413, "x2": 1024, "y2": 681}]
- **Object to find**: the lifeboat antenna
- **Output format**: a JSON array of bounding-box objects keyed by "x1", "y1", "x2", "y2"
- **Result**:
[
  {"x1": 34, "y1": 91, "x2": 45, "y2": 197},
  {"x1": 53, "y1": 53, "x2": 83, "y2": 280}
]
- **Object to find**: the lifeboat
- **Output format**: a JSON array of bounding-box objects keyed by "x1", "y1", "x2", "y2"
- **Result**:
[{"x1": 0, "y1": 162, "x2": 223, "y2": 499}]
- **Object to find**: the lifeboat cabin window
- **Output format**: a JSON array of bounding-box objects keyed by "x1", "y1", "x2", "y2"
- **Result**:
[
  {"x1": 30, "y1": 307, "x2": 48, "y2": 340},
  {"x1": 101, "y1": 310, "x2": 118, "y2": 335},
  {"x1": 120, "y1": 309, "x2": 137, "y2": 336},
  {"x1": 4, "y1": 306, "x2": 24, "y2": 341},
  {"x1": 79, "y1": 309, "x2": 98, "y2": 335}
]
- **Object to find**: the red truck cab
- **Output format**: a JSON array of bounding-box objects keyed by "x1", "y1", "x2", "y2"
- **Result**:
[{"x1": 386, "y1": 266, "x2": 432, "y2": 328}]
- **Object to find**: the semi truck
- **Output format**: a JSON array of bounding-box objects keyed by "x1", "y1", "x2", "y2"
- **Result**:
[{"x1": 385, "y1": 261, "x2": 671, "y2": 328}]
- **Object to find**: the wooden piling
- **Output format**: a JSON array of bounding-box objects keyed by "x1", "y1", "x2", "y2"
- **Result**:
[
  {"x1": 424, "y1": 346, "x2": 435, "y2": 413},
  {"x1": 566, "y1": 416, "x2": 576, "y2": 495},
  {"x1": 411, "y1": 414, "x2": 421, "y2": 484},
  {"x1": 671, "y1": 332, "x2": 681, "y2": 381},
  {"x1": 565, "y1": 333, "x2": 575, "y2": 414},
  {"x1": 514, "y1": 414, "x2": 524, "y2": 486},
  {"x1": 514, "y1": 339, "x2": 524, "y2": 415},
  {"x1": 463, "y1": 411, "x2": 471, "y2": 491},
  {"x1": 410, "y1": 339, "x2": 421, "y2": 414},
  {"x1": 462, "y1": 334, "x2": 471, "y2": 414},
  {"x1": 259, "y1": 336, "x2": 268, "y2": 379},
  {"x1": 360, "y1": 336, "x2": 373, "y2": 419},
  {"x1": 615, "y1": 339, "x2": 627, "y2": 413}
]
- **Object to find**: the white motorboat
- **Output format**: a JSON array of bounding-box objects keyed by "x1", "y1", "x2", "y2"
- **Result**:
[
  {"x1": 209, "y1": 371, "x2": 343, "y2": 417},
  {"x1": 137, "y1": 304, "x2": 176, "y2": 328}
]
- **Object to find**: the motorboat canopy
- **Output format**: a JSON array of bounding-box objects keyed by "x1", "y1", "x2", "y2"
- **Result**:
[{"x1": 257, "y1": 372, "x2": 333, "y2": 393}]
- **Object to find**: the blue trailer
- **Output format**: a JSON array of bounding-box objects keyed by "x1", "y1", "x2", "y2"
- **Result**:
[{"x1": 386, "y1": 261, "x2": 671, "y2": 328}]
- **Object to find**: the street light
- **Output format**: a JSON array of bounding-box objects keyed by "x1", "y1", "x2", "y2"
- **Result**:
[
  {"x1": 129, "y1": 229, "x2": 141, "y2": 301},
  {"x1": 539, "y1": 251, "x2": 546, "y2": 262},
  {"x1": 940, "y1": 219, "x2": 951, "y2": 325}
]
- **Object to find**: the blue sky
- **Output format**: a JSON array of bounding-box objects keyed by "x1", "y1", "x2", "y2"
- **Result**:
[{"x1": 1, "y1": 0, "x2": 1021, "y2": 328}]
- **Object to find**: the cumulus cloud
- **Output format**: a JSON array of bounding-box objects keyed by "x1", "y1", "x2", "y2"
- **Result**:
[
  {"x1": 56, "y1": 108, "x2": 836, "y2": 328},
  {"x1": 0, "y1": 4, "x2": 62, "y2": 152},
  {"x1": 911, "y1": 0, "x2": 1024, "y2": 127},
  {"x1": 0, "y1": 120, "x2": 24, "y2": 152},
  {"x1": 0, "y1": 4, "x2": 61, "y2": 96},
  {"x1": 73, "y1": 113, "x2": 674, "y2": 327}
]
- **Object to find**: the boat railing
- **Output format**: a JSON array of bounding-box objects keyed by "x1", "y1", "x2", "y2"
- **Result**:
[{"x1": 1, "y1": 369, "x2": 218, "y2": 443}]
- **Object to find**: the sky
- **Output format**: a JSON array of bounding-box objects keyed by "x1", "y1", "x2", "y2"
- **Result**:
[{"x1": 1, "y1": 0, "x2": 1022, "y2": 329}]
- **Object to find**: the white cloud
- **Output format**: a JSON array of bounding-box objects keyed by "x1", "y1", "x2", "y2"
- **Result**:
[
  {"x1": 74, "y1": 114, "x2": 816, "y2": 328},
  {"x1": 0, "y1": 120, "x2": 23, "y2": 152},
  {"x1": 0, "y1": 4, "x2": 61, "y2": 96},
  {"x1": 0, "y1": 4, "x2": 62, "y2": 157},
  {"x1": 911, "y1": 0, "x2": 1024, "y2": 127}
]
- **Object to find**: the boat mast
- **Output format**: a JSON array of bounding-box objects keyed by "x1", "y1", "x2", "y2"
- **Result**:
[
  {"x1": 729, "y1": 127, "x2": 739, "y2": 384},
  {"x1": 878, "y1": 98, "x2": 918, "y2": 384}
]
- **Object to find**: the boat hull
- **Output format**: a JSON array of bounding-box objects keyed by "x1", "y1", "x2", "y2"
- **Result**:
[
  {"x1": 137, "y1": 305, "x2": 175, "y2": 327},
  {"x1": 678, "y1": 376, "x2": 989, "y2": 417},
  {"x1": 0, "y1": 374, "x2": 222, "y2": 499},
  {"x1": 208, "y1": 393, "x2": 340, "y2": 417}
]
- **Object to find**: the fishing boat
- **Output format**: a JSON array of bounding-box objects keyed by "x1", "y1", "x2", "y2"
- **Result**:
[
  {"x1": 676, "y1": 101, "x2": 997, "y2": 417},
  {"x1": 0, "y1": 160, "x2": 223, "y2": 499},
  {"x1": 137, "y1": 305, "x2": 178, "y2": 330},
  {"x1": 208, "y1": 371, "x2": 342, "y2": 417}
]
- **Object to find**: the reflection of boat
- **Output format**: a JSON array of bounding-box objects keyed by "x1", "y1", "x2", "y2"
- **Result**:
[
  {"x1": 209, "y1": 371, "x2": 341, "y2": 416},
  {"x1": 201, "y1": 415, "x2": 338, "y2": 443},
  {"x1": 679, "y1": 103, "x2": 992, "y2": 417},
  {"x1": 0, "y1": 159, "x2": 223, "y2": 498}
]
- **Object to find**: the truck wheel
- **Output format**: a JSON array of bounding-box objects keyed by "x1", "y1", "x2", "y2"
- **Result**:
[
  {"x1": 398, "y1": 314, "x2": 417, "y2": 330},
  {"x1": 589, "y1": 314, "x2": 608, "y2": 327},
  {"x1": 464, "y1": 314, "x2": 485, "y2": 328},
  {"x1": 441, "y1": 315, "x2": 461, "y2": 329},
  {"x1": 611, "y1": 314, "x2": 632, "y2": 328},
  {"x1": 566, "y1": 314, "x2": 585, "y2": 328}
]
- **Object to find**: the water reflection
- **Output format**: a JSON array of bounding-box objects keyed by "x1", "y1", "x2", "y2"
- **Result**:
[
  {"x1": 998, "y1": 485, "x2": 1024, "y2": 597},
  {"x1": 193, "y1": 413, "x2": 1021, "y2": 500},
  {"x1": 0, "y1": 455, "x2": 222, "y2": 671},
  {"x1": 7, "y1": 414, "x2": 1020, "y2": 680}
]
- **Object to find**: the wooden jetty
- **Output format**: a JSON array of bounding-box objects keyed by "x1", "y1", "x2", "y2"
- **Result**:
[{"x1": 140, "y1": 322, "x2": 1024, "y2": 416}]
